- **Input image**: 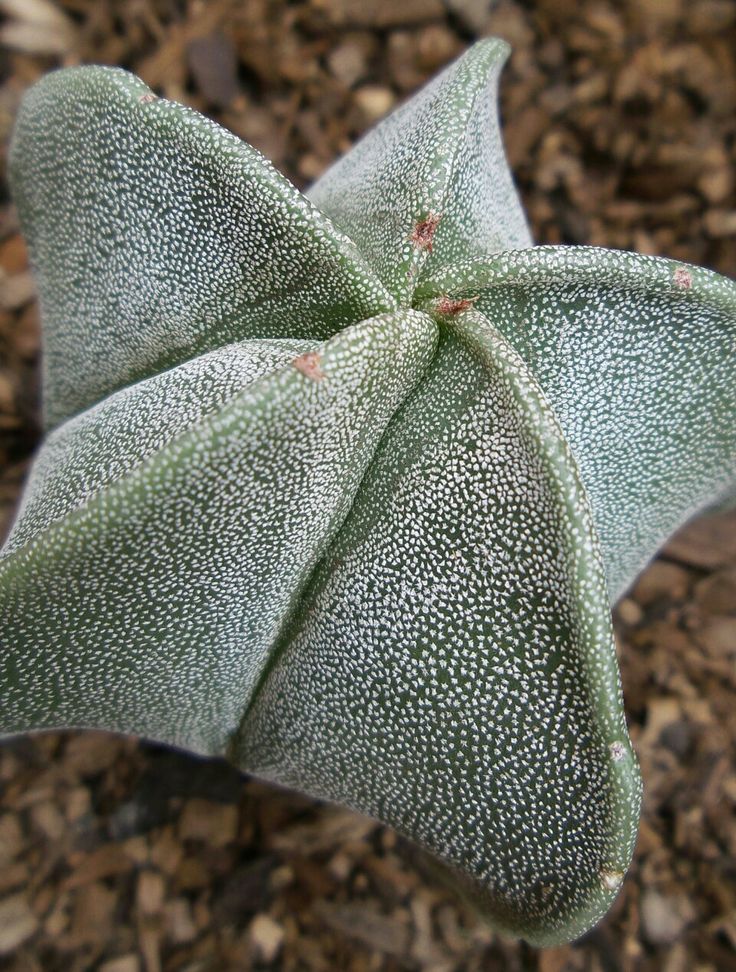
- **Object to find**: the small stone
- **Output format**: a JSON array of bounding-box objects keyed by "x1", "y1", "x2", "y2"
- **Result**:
[
  {"x1": 64, "y1": 786, "x2": 91, "y2": 822},
  {"x1": 99, "y1": 956, "x2": 140, "y2": 972},
  {"x1": 163, "y1": 899, "x2": 197, "y2": 945},
  {"x1": 445, "y1": 0, "x2": 495, "y2": 33},
  {"x1": 538, "y1": 947, "x2": 578, "y2": 972},
  {"x1": 269, "y1": 864, "x2": 294, "y2": 891},
  {"x1": 704, "y1": 209, "x2": 736, "y2": 237},
  {"x1": 617, "y1": 597, "x2": 643, "y2": 626},
  {"x1": 317, "y1": 901, "x2": 410, "y2": 956},
  {"x1": 698, "y1": 166, "x2": 733, "y2": 204},
  {"x1": 0, "y1": 814, "x2": 23, "y2": 867},
  {"x1": 0, "y1": 860, "x2": 29, "y2": 896},
  {"x1": 327, "y1": 37, "x2": 369, "y2": 87},
  {"x1": 150, "y1": 827, "x2": 183, "y2": 875},
  {"x1": 187, "y1": 31, "x2": 239, "y2": 107},
  {"x1": 632, "y1": 0, "x2": 683, "y2": 26},
  {"x1": 136, "y1": 870, "x2": 165, "y2": 915},
  {"x1": 175, "y1": 856, "x2": 210, "y2": 891},
  {"x1": 661, "y1": 943, "x2": 689, "y2": 972},
  {"x1": 14, "y1": 302, "x2": 40, "y2": 360},
  {"x1": 323, "y1": 0, "x2": 444, "y2": 28},
  {"x1": 0, "y1": 271, "x2": 34, "y2": 311},
  {"x1": 632, "y1": 560, "x2": 690, "y2": 605},
  {"x1": 298, "y1": 153, "x2": 325, "y2": 182},
  {"x1": 416, "y1": 25, "x2": 461, "y2": 71},
  {"x1": 688, "y1": 0, "x2": 736, "y2": 30},
  {"x1": 640, "y1": 890, "x2": 693, "y2": 945},
  {"x1": 64, "y1": 843, "x2": 132, "y2": 889},
  {"x1": 504, "y1": 105, "x2": 548, "y2": 167},
  {"x1": 641, "y1": 697, "x2": 682, "y2": 749},
  {"x1": 139, "y1": 922, "x2": 161, "y2": 968},
  {"x1": 44, "y1": 893, "x2": 70, "y2": 936},
  {"x1": 698, "y1": 616, "x2": 736, "y2": 657},
  {"x1": 694, "y1": 566, "x2": 736, "y2": 614},
  {"x1": 327, "y1": 851, "x2": 353, "y2": 882},
  {"x1": 31, "y1": 801, "x2": 66, "y2": 841},
  {"x1": 178, "y1": 798, "x2": 238, "y2": 848},
  {"x1": 435, "y1": 903, "x2": 467, "y2": 954},
  {"x1": 0, "y1": 893, "x2": 38, "y2": 954},
  {"x1": 249, "y1": 913, "x2": 285, "y2": 963},
  {"x1": 485, "y1": 1, "x2": 535, "y2": 46},
  {"x1": 64, "y1": 732, "x2": 119, "y2": 776},
  {"x1": 664, "y1": 511, "x2": 736, "y2": 569},
  {"x1": 123, "y1": 836, "x2": 149, "y2": 864},
  {"x1": 354, "y1": 85, "x2": 396, "y2": 121},
  {"x1": 0, "y1": 372, "x2": 13, "y2": 414},
  {"x1": 659, "y1": 720, "x2": 694, "y2": 757},
  {"x1": 67, "y1": 881, "x2": 116, "y2": 946},
  {"x1": 0, "y1": 235, "x2": 28, "y2": 274},
  {"x1": 387, "y1": 33, "x2": 425, "y2": 91}
]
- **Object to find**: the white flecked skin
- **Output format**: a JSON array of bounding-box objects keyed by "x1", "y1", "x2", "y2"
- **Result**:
[
  {"x1": 2, "y1": 38, "x2": 735, "y2": 945},
  {"x1": 416, "y1": 252, "x2": 736, "y2": 602},
  {"x1": 9, "y1": 66, "x2": 395, "y2": 430},
  {"x1": 306, "y1": 40, "x2": 531, "y2": 301}
]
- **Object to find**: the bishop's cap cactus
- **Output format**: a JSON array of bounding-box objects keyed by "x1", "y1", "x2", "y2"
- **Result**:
[{"x1": 2, "y1": 38, "x2": 736, "y2": 946}]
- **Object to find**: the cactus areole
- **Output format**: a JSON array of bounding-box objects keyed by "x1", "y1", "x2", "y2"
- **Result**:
[{"x1": 2, "y1": 39, "x2": 735, "y2": 946}]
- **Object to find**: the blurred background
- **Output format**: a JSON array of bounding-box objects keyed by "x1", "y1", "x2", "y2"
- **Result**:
[{"x1": 0, "y1": 1, "x2": 735, "y2": 969}]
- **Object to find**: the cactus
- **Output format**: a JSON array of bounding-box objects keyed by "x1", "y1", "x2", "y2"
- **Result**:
[{"x1": 2, "y1": 38, "x2": 735, "y2": 946}]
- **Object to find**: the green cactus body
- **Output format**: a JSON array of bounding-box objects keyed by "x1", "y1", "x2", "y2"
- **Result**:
[{"x1": 2, "y1": 38, "x2": 735, "y2": 946}]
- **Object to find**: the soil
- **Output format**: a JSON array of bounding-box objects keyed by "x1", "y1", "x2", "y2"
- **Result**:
[{"x1": 0, "y1": 1, "x2": 735, "y2": 970}]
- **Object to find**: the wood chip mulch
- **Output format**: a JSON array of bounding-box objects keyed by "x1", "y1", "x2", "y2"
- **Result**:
[{"x1": 0, "y1": 1, "x2": 735, "y2": 970}]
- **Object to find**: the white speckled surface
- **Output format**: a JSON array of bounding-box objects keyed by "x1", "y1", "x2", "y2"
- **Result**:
[
  {"x1": 237, "y1": 310, "x2": 640, "y2": 942},
  {"x1": 307, "y1": 39, "x2": 531, "y2": 303},
  {"x1": 1, "y1": 310, "x2": 437, "y2": 754},
  {"x1": 2, "y1": 339, "x2": 313, "y2": 554},
  {"x1": 2, "y1": 39, "x2": 734, "y2": 944},
  {"x1": 417, "y1": 249, "x2": 736, "y2": 600},
  {"x1": 9, "y1": 67, "x2": 394, "y2": 429}
]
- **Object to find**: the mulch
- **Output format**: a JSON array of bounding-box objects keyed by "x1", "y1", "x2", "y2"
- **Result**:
[{"x1": 0, "y1": 1, "x2": 735, "y2": 969}]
